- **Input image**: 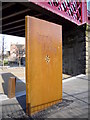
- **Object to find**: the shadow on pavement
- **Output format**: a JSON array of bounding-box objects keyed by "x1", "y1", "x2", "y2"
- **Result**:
[
  {"x1": 1, "y1": 72, "x2": 26, "y2": 96},
  {"x1": 1, "y1": 72, "x2": 26, "y2": 114},
  {"x1": 2, "y1": 72, "x2": 16, "y2": 95}
]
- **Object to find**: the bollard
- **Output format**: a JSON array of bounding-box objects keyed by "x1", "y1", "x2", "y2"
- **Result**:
[{"x1": 8, "y1": 77, "x2": 16, "y2": 98}]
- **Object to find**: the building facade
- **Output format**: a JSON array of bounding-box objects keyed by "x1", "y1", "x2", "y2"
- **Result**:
[{"x1": 9, "y1": 44, "x2": 25, "y2": 64}]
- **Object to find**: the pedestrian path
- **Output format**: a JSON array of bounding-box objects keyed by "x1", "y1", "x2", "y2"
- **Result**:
[{"x1": 0, "y1": 74, "x2": 89, "y2": 119}]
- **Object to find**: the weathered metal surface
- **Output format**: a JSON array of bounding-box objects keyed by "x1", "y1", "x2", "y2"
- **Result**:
[
  {"x1": 8, "y1": 77, "x2": 16, "y2": 98},
  {"x1": 25, "y1": 16, "x2": 62, "y2": 115},
  {"x1": 30, "y1": 0, "x2": 88, "y2": 25}
]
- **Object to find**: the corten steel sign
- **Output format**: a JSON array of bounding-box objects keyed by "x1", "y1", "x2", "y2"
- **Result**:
[{"x1": 25, "y1": 16, "x2": 62, "y2": 115}]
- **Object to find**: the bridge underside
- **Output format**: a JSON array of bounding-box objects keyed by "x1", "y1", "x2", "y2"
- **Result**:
[
  {"x1": 2, "y1": 2, "x2": 78, "y2": 37},
  {"x1": 1, "y1": 2, "x2": 88, "y2": 76}
]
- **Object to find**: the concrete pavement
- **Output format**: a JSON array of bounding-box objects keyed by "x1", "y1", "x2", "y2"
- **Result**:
[
  {"x1": 0, "y1": 74, "x2": 89, "y2": 119},
  {"x1": 0, "y1": 67, "x2": 70, "y2": 100}
]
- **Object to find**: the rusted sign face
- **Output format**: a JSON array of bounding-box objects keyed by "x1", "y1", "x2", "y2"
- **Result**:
[{"x1": 25, "y1": 16, "x2": 62, "y2": 115}]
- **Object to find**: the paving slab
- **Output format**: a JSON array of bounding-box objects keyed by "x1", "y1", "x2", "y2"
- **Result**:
[{"x1": 0, "y1": 74, "x2": 89, "y2": 119}]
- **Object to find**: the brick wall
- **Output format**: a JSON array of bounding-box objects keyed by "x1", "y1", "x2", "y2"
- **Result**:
[{"x1": 63, "y1": 25, "x2": 86, "y2": 76}]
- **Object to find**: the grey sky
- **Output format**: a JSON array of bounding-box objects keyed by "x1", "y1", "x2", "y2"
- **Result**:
[{"x1": 0, "y1": 34, "x2": 25, "y2": 54}]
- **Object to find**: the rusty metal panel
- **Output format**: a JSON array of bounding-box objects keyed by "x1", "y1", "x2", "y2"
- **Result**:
[
  {"x1": 25, "y1": 16, "x2": 62, "y2": 115},
  {"x1": 8, "y1": 77, "x2": 16, "y2": 98}
]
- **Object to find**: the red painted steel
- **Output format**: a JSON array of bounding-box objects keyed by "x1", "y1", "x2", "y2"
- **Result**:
[{"x1": 29, "y1": 0, "x2": 88, "y2": 25}]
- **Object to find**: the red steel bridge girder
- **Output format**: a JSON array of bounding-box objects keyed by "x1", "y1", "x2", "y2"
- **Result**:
[{"x1": 30, "y1": 0, "x2": 88, "y2": 25}]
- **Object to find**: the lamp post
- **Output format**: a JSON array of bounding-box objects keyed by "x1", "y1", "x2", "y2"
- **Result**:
[{"x1": 2, "y1": 36, "x2": 5, "y2": 69}]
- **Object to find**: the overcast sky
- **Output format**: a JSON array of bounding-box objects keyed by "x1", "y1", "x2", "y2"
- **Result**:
[
  {"x1": 87, "y1": 0, "x2": 90, "y2": 11},
  {"x1": 0, "y1": 34, "x2": 25, "y2": 53}
]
